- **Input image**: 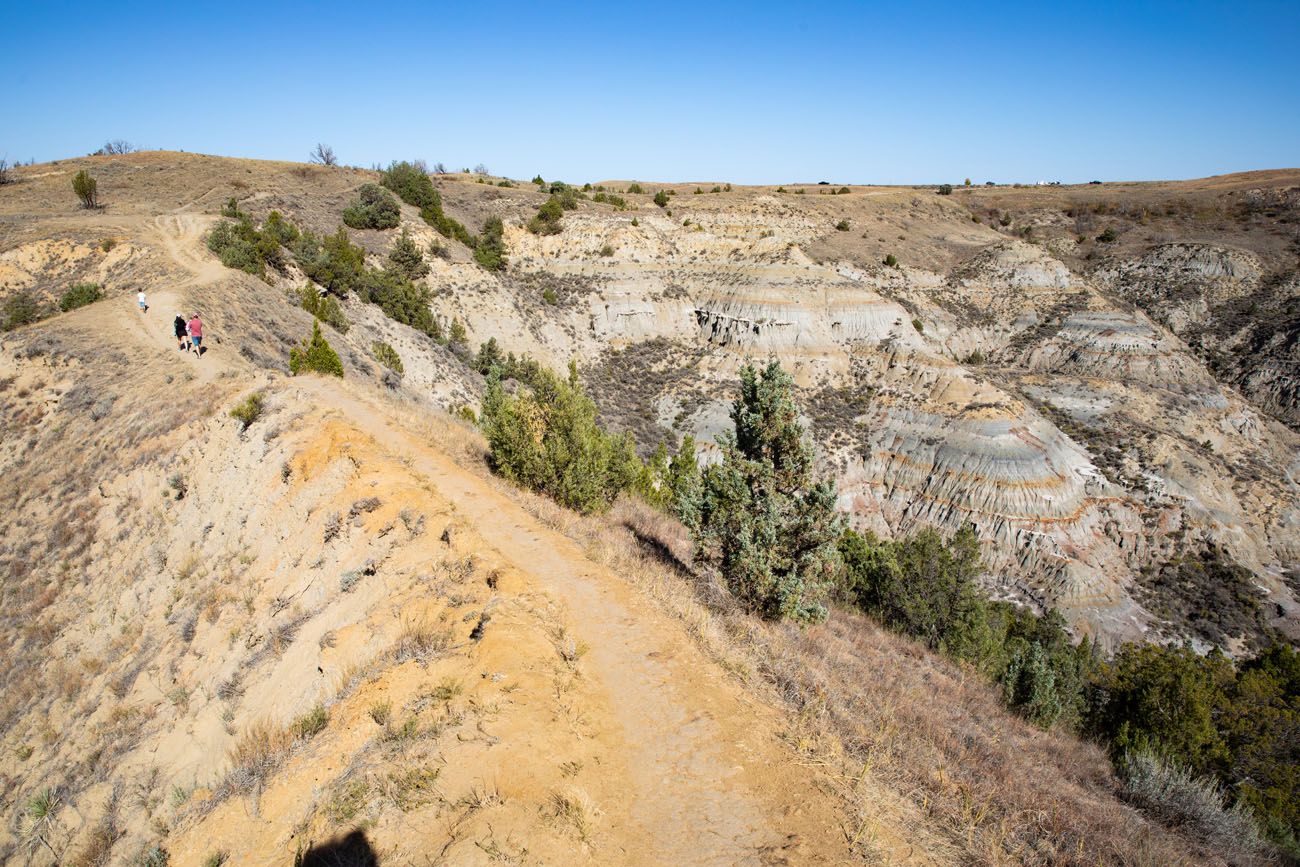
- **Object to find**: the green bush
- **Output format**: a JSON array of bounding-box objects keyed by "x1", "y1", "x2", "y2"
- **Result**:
[
  {"x1": 542, "y1": 287, "x2": 558, "y2": 305},
  {"x1": 835, "y1": 219, "x2": 850, "y2": 231},
  {"x1": 207, "y1": 216, "x2": 288, "y2": 279},
  {"x1": 653, "y1": 190, "x2": 669, "y2": 208},
  {"x1": 1097, "y1": 227, "x2": 1118, "y2": 243},
  {"x1": 938, "y1": 184, "x2": 953, "y2": 195},
  {"x1": 694, "y1": 361, "x2": 842, "y2": 622},
  {"x1": 380, "y1": 160, "x2": 473, "y2": 245},
  {"x1": 528, "y1": 196, "x2": 565, "y2": 235},
  {"x1": 206, "y1": 219, "x2": 262, "y2": 276},
  {"x1": 371, "y1": 340, "x2": 404, "y2": 375},
  {"x1": 293, "y1": 227, "x2": 366, "y2": 295},
  {"x1": 296, "y1": 285, "x2": 349, "y2": 333},
  {"x1": 356, "y1": 269, "x2": 438, "y2": 337},
  {"x1": 289, "y1": 320, "x2": 344, "y2": 377},
  {"x1": 263, "y1": 211, "x2": 299, "y2": 246},
  {"x1": 626, "y1": 183, "x2": 644, "y2": 194},
  {"x1": 379, "y1": 161, "x2": 438, "y2": 209},
  {"x1": 59, "y1": 282, "x2": 102, "y2": 311},
  {"x1": 72, "y1": 169, "x2": 98, "y2": 208},
  {"x1": 912, "y1": 318, "x2": 924, "y2": 332},
  {"x1": 387, "y1": 228, "x2": 429, "y2": 280},
  {"x1": 591, "y1": 191, "x2": 628, "y2": 209},
  {"x1": 473, "y1": 217, "x2": 507, "y2": 271},
  {"x1": 473, "y1": 337, "x2": 504, "y2": 374},
  {"x1": 1001, "y1": 639, "x2": 1065, "y2": 727},
  {"x1": 342, "y1": 183, "x2": 401, "y2": 230},
  {"x1": 2, "y1": 292, "x2": 47, "y2": 331},
  {"x1": 480, "y1": 361, "x2": 639, "y2": 514},
  {"x1": 841, "y1": 526, "x2": 985, "y2": 651},
  {"x1": 229, "y1": 392, "x2": 265, "y2": 431},
  {"x1": 883, "y1": 254, "x2": 899, "y2": 268},
  {"x1": 448, "y1": 318, "x2": 468, "y2": 346},
  {"x1": 598, "y1": 244, "x2": 614, "y2": 257}
]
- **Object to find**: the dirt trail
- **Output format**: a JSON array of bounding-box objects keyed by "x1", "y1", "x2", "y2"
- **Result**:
[
  {"x1": 106, "y1": 214, "x2": 231, "y2": 383},
  {"x1": 298, "y1": 378, "x2": 853, "y2": 864},
  {"x1": 145, "y1": 213, "x2": 225, "y2": 287},
  {"x1": 95, "y1": 218, "x2": 857, "y2": 863}
]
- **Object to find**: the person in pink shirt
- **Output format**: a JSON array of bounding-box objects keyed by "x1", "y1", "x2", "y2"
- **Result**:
[{"x1": 187, "y1": 313, "x2": 204, "y2": 356}]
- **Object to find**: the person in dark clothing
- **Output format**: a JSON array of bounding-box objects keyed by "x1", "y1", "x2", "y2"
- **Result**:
[{"x1": 173, "y1": 313, "x2": 189, "y2": 351}]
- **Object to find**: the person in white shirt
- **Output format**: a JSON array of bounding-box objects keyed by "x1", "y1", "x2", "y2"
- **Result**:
[{"x1": 137, "y1": 290, "x2": 148, "y2": 313}]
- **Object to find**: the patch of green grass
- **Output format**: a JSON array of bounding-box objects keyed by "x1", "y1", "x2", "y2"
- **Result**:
[{"x1": 291, "y1": 702, "x2": 329, "y2": 740}]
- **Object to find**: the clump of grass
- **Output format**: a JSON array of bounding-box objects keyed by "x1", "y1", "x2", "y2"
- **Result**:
[
  {"x1": 392, "y1": 615, "x2": 452, "y2": 663},
  {"x1": 384, "y1": 765, "x2": 440, "y2": 811},
  {"x1": 835, "y1": 219, "x2": 850, "y2": 231},
  {"x1": 368, "y1": 701, "x2": 392, "y2": 726},
  {"x1": 290, "y1": 703, "x2": 328, "y2": 740},
  {"x1": 324, "y1": 777, "x2": 372, "y2": 824},
  {"x1": 382, "y1": 716, "x2": 421, "y2": 744},
  {"x1": 224, "y1": 720, "x2": 292, "y2": 795},
  {"x1": 21, "y1": 788, "x2": 62, "y2": 862},
  {"x1": 134, "y1": 846, "x2": 170, "y2": 867},
  {"x1": 431, "y1": 677, "x2": 463, "y2": 702},
  {"x1": 229, "y1": 392, "x2": 264, "y2": 431},
  {"x1": 202, "y1": 852, "x2": 229, "y2": 867},
  {"x1": 548, "y1": 787, "x2": 600, "y2": 843}
]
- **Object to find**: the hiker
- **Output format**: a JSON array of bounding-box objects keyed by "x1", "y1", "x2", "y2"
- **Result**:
[
  {"x1": 187, "y1": 313, "x2": 203, "y2": 356},
  {"x1": 137, "y1": 289, "x2": 148, "y2": 313},
  {"x1": 173, "y1": 313, "x2": 189, "y2": 351}
]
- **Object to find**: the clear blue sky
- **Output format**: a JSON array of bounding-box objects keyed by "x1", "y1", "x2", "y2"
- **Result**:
[{"x1": 3, "y1": 1, "x2": 1297, "y2": 184}]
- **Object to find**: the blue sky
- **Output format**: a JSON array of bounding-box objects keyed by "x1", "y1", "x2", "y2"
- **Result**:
[{"x1": 3, "y1": 1, "x2": 1297, "y2": 184}]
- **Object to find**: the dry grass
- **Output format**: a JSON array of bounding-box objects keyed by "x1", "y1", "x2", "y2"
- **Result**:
[
  {"x1": 547, "y1": 786, "x2": 601, "y2": 844},
  {"x1": 392, "y1": 614, "x2": 453, "y2": 663},
  {"x1": 221, "y1": 719, "x2": 293, "y2": 798}
]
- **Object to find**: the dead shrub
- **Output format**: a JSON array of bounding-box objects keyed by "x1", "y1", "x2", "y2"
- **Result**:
[
  {"x1": 224, "y1": 720, "x2": 292, "y2": 795},
  {"x1": 392, "y1": 615, "x2": 452, "y2": 663}
]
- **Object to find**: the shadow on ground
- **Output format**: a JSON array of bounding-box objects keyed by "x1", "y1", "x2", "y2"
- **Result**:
[{"x1": 295, "y1": 829, "x2": 378, "y2": 866}]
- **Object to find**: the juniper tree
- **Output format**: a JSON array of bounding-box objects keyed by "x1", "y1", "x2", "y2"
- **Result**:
[
  {"x1": 387, "y1": 227, "x2": 429, "y2": 280},
  {"x1": 72, "y1": 169, "x2": 97, "y2": 208},
  {"x1": 289, "y1": 321, "x2": 344, "y2": 377},
  {"x1": 695, "y1": 360, "x2": 842, "y2": 622}
]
